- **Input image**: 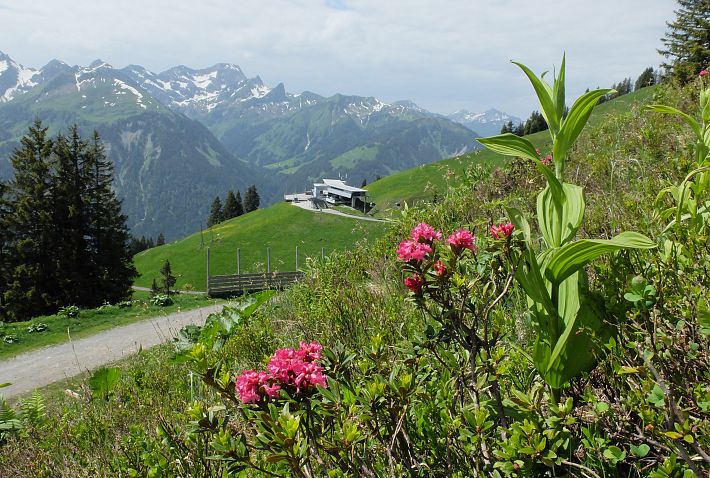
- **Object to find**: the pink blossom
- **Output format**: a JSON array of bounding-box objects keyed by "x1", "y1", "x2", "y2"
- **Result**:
[
  {"x1": 297, "y1": 341, "x2": 323, "y2": 362},
  {"x1": 397, "y1": 240, "x2": 433, "y2": 262},
  {"x1": 404, "y1": 274, "x2": 424, "y2": 295},
  {"x1": 700, "y1": 69, "x2": 709, "y2": 77},
  {"x1": 235, "y1": 370, "x2": 271, "y2": 404},
  {"x1": 433, "y1": 260, "x2": 446, "y2": 277},
  {"x1": 541, "y1": 154, "x2": 553, "y2": 166},
  {"x1": 447, "y1": 229, "x2": 477, "y2": 254},
  {"x1": 490, "y1": 223, "x2": 515, "y2": 239},
  {"x1": 411, "y1": 222, "x2": 442, "y2": 244}
]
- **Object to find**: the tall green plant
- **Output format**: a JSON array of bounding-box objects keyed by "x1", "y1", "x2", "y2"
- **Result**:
[
  {"x1": 648, "y1": 70, "x2": 710, "y2": 234},
  {"x1": 478, "y1": 56, "x2": 656, "y2": 393}
]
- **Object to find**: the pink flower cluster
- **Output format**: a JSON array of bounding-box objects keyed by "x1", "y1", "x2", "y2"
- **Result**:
[
  {"x1": 447, "y1": 228, "x2": 477, "y2": 254},
  {"x1": 235, "y1": 341, "x2": 327, "y2": 404},
  {"x1": 541, "y1": 154, "x2": 553, "y2": 166},
  {"x1": 411, "y1": 222, "x2": 443, "y2": 243},
  {"x1": 404, "y1": 274, "x2": 424, "y2": 295},
  {"x1": 396, "y1": 240, "x2": 433, "y2": 263},
  {"x1": 490, "y1": 223, "x2": 515, "y2": 239},
  {"x1": 700, "y1": 68, "x2": 709, "y2": 77}
]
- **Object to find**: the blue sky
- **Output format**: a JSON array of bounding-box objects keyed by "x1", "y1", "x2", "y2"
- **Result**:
[{"x1": 0, "y1": 0, "x2": 678, "y2": 117}]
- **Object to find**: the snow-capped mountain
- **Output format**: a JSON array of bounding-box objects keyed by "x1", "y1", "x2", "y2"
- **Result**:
[
  {"x1": 447, "y1": 108, "x2": 521, "y2": 137},
  {"x1": 0, "y1": 50, "x2": 482, "y2": 238}
]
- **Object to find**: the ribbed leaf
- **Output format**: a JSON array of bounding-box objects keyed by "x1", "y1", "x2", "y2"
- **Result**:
[
  {"x1": 512, "y1": 61, "x2": 560, "y2": 135},
  {"x1": 505, "y1": 207, "x2": 531, "y2": 243},
  {"x1": 477, "y1": 133, "x2": 539, "y2": 162},
  {"x1": 553, "y1": 54, "x2": 566, "y2": 123},
  {"x1": 538, "y1": 183, "x2": 585, "y2": 247},
  {"x1": 545, "y1": 232, "x2": 656, "y2": 284},
  {"x1": 646, "y1": 104, "x2": 702, "y2": 140},
  {"x1": 553, "y1": 88, "x2": 613, "y2": 165}
]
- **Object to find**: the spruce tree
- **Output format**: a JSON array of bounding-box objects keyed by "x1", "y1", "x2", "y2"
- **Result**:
[
  {"x1": 160, "y1": 259, "x2": 176, "y2": 295},
  {"x1": 156, "y1": 233, "x2": 165, "y2": 246},
  {"x1": 244, "y1": 185, "x2": 260, "y2": 213},
  {"x1": 235, "y1": 190, "x2": 244, "y2": 217},
  {"x1": 0, "y1": 180, "x2": 12, "y2": 318},
  {"x1": 207, "y1": 196, "x2": 223, "y2": 226},
  {"x1": 635, "y1": 67, "x2": 657, "y2": 90},
  {"x1": 3, "y1": 120, "x2": 59, "y2": 320},
  {"x1": 659, "y1": 0, "x2": 710, "y2": 83},
  {"x1": 83, "y1": 130, "x2": 136, "y2": 305},
  {"x1": 223, "y1": 190, "x2": 239, "y2": 220}
]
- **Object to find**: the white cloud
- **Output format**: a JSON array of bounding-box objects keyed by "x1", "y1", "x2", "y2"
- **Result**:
[{"x1": 0, "y1": 0, "x2": 678, "y2": 117}]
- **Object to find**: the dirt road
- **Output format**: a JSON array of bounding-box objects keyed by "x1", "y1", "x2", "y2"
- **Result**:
[{"x1": 0, "y1": 304, "x2": 224, "y2": 399}]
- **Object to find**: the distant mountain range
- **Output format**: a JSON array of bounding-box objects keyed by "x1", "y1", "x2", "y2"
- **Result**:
[
  {"x1": 0, "y1": 51, "x2": 515, "y2": 239},
  {"x1": 446, "y1": 109, "x2": 522, "y2": 137}
]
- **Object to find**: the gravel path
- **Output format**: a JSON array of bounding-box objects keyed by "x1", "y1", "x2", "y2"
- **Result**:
[{"x1": 0, "y1": 304, "x2": 224, "y2": 399}]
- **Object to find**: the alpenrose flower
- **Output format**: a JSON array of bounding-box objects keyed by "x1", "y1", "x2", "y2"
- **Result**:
[
  {"x1": 235, "y1": 341, "x2": 327, "y2": 403},
  {"x1": 700, "y1": 68, "x2": 709, "y2": 77},
  {"x1": 411, "y1": 222, "x2": 443, "y2": 243},
  {"x1": 397, "y1": 240, "x2": 433, "y2": 263},
  {"x1": 541, "y1": 154, "x2": 553, "y2": 166},
  {"x1": 447, "y1": 228, "x2": 477, "y2": 254},
  {"x1": 490, "y1": 223, "x2": 515, "y2": 239},
  {"x1": 404, "y1": 274, "x2": 424, "y2": 295},
  {"x1": 433, "y1": 259, "x2": 447, "y2": 277}
]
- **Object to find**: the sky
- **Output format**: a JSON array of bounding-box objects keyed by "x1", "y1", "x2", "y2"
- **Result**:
[{"x1": 0, "y1": 0, "x2": 678, "y2": 118}]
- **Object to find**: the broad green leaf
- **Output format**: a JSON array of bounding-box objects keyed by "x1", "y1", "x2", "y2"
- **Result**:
[
  {"x1": 554, "y1": 88, "x2": 613, "y2": 165},
  {"x1": 545, "y1": 232, "x2": 656, "y2": 284},
  {"x1": 630, "y1": 444, "x2": 650, "y2": 457},
  {"x1": 505, "y1": 207, "x2": 531, "y2": 243},
  {"x1": 89, "y1": 367, "x2": 121, "y2": 401},
  {"x1": 646, "y1": 104, "x2": 702, "y2": 140},
  {"x1": 478, "y1": 134, "x2": 564, "y2": 201},
  {"x1": 537, "y1": 183, "x2": 584, "y2": 247},
  {"x1": 477, "y1": 133, "x2": 539, "y2": 162},
  {"x1": 512, "y1": 61, "x2": 560, "y2": 135}
]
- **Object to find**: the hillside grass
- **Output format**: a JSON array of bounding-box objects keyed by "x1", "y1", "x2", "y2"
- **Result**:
[
  {"x1": 365, "y1": 86, "x2": 658, "y2": 213},
  {"x1": 0, "y1": 291, "x2": 222, "y2": 360},
  {"x1": 133, "y1": 202, "x2": 389, "y2": 291}
]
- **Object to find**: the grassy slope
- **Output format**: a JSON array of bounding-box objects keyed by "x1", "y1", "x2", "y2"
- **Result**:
[
  {"x1": 365, "y1": 86, "x2": 658, "y2": 211},
  {"x1": 133, "y1": 202, "x2": 388, "y2": 291}
]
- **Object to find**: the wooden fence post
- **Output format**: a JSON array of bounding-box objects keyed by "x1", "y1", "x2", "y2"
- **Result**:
[
  {"x1": 206, "y1": 247, "x2": 211, "y2": 296},
  {"x1": 321, "y1": 247, "x2": 324, "y2": 260}
]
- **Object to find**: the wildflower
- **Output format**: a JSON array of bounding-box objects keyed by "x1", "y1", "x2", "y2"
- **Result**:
[
  {"x1": 490, "y1": 223, "x2": 515, "y2": 239},
  {"x1": 700, "y1": 68, "x2": 709, "y2": 77},
  {"x1": 447, "y1": 229, "x2": 477, "y2": 254},
  {"x1": 397, "y1": 240, "x2": 432, "y2": 262},
  {"x1": 297, "y1": 341, "x2": 322, "y2": 362},
  {"x1": 541, "y1": 154, "x2": 553, "y2": 166},
  {"x1": 267, "y1": 342, "x2": 328, "y2": 393},
  {"x1": 433, "y1": 260, "x2": 446, "y2": 277},
  {"x1": 404, "y1": 274, "x2": 424, "y2": 295},
  {"x1": 235, "y1": 370, "x2": 271, "y2": 404},
  {"x1": 411, "y1": 222, "x2": 442, "y2": 243}
]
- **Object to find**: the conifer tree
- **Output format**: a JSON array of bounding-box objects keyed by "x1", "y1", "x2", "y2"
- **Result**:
[
  {"x1": 156, "y1": 233, "x2": 165, "y2": 246},
  {"x1": 244, "y1": 185, "x2": 260, "y2": 213},
  {"x1": 223, "y1": 190, "x2": 239, "y2": 220},
  {"x1": 659, "y1": 0, "x2": 710, "y2": 83},
  {"x1": 84, "y1": 130, "x2": 136, "y2": 305},
  {"x1": 3, "y1": 120, "x2": 59, "y2": 320},
  {"x1": 0, "y1": 180, "x2": 12, "y2": 318},
  {"x1": 235, "y1": 190, "x2": 244, "y2": 217},
  {"x1": 160, "y1": 259, "x2": 176, "y2": 295},
  {"x1": 635, "y1": 67, "x2": 657, "y2": 90},
  {"x1": 207, "y1": 196, "x2": 223, "y2": 226}
]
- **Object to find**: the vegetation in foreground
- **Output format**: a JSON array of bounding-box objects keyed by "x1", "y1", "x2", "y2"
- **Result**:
[{"x1": 0, "y1": 52, "x2": 708, "y2": 476}]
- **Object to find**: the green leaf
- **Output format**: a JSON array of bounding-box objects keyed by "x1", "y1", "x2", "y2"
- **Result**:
[
  {"x1": 477, "y1": 133, "x2": 539, "y2": 162},
  {"x1": 506, "y1": 207, "x2": 531, "y2": 243},
  {"x1": 512, "y1": 61, "x2": 560, "y2": 135},
  {"x1": 537, "y1": 183, "x2": 584, "y2": 247},
  {"x1": 545, "y1": 232, "x2": 656, "y2": 284},
  {"x1": 89, "y1": 367, "x2": 121, "y2": 401},
  {"x1": 553, "y1": 54, "x2": 566, "y2": 124},
  {"x1": 554, "y1": 88, "x2": 613, "y2": 165},
  {"x1": 631, "y1": 443, "x2": 650, "y2": 457},
  {"x1": 646, "y1": 104, "x2": 702, "y2": 140},
  {"x1": 603, "y1": 445, "x2": 626, "y2": 464},
  {"x1": 648, "y1": 385, "x2": 665, "y2": 408}
]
